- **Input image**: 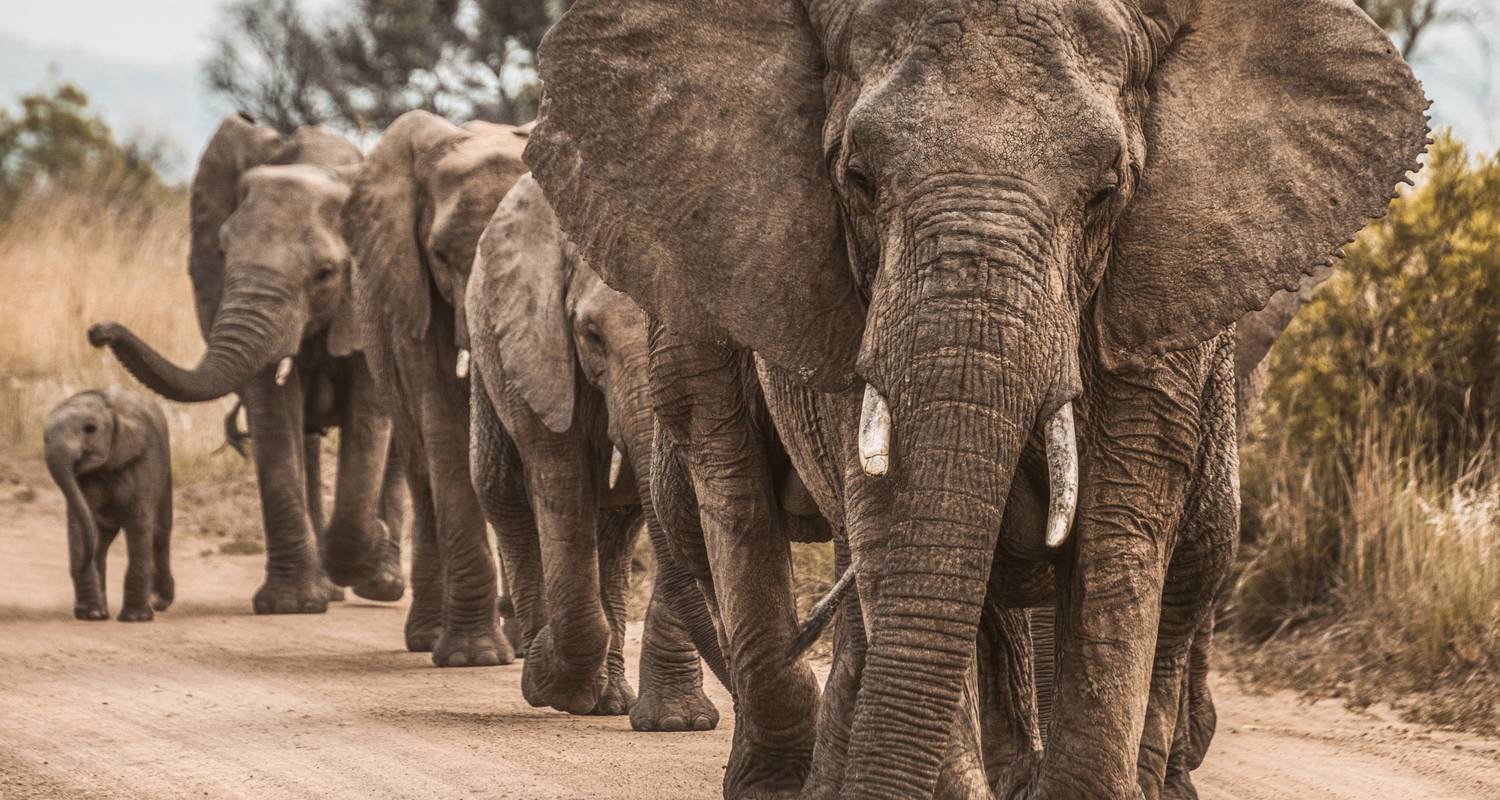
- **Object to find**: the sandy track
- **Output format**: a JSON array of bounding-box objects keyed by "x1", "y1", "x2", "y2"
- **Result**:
[{"x1": 2, "y1": 473, "x2": 1498, "y2": 799}]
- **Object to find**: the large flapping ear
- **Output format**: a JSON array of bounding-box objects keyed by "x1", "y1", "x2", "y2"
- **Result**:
[
  {"x1": 1096, "y1": 0, "x2": 1429, "y2": 370},
  {"x1": 189, "y1": 114, "x2": 283, "y2": 338},
  {"x1": 525, "y1": 0, "x2": 865, "y2": 390},
  {"x1": 343, "y1": 111, "x2": 461, "y2": 341},
  {"x1": 469, "y1": 174, "x2": 576, "y2": 433}
]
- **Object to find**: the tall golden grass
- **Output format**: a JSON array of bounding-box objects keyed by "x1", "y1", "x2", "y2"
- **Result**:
[{"x1": 0, "y1": 187, "x2": 247, "y2": 483}]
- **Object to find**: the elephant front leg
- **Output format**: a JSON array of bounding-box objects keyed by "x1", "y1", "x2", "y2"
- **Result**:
[
  {"x1": 801, "y1": 537, "x2": 864, "y2": 800},
  {"x1": 70, "y1": 515, "x2": 111, "y2": 621},
  {"x1": 590, "y1": 507, "x2": 641, "y2": 716},
  {"x1": 403, "y1": 466, "x2": 444, "y2": 653},
  {"x1": 304, "y1": 434, "x2": 344, "y2": 603},
  {"x1": 648, "y1": 330, "x2": 817, "y2": 798},
  {"x1": 632, "y1": 563, "x2": 719, "y2": 731},
  {"x1": 241, "y1": 372, "x2": 327, "y2": 615},
  {"x1": 118, "y1": 511, "x2": 158, "y2": 622},
  {"x1": 324, "y1": 365, "x2": 404, "y2": 602}
]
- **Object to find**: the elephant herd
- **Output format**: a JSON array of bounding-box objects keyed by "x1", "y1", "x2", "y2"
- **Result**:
[{"x1": 77, "y1": 1, "x2": 1428, "y2": 798}]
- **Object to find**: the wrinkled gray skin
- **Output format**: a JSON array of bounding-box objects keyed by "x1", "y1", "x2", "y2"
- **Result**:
[
  {"x1": 466, "y1": 174, "x2": 724, "y2": 729},
  {"x1": 342, "y1": 110, "x2": 529, "y2": 667},
  {"x1": 89, "y1": 114, "x2": 405, "y2": 615},
  {"x1": 44, "y1": 387, "x2": 174, "y2": 622},
  {"x1": 526, "y1": 0, "x2": 1427, "y2": 797}
]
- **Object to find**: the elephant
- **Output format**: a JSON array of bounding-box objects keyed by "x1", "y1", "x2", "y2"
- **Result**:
[
  {"x1": 466, "y1": 173, "x2": 725, "y2": 728},
  {"x1": 88, "y1": 114, "x2": 406, "y2": 615},
  {"x1": 341, "y1": 110, "x2": 529, "y2": 667},
  {"x1": 523, "y1": 1, "x2": 1428, "y2": 798},
  {"x1": 44, "y1": 387, "x2": 174, "y2": 622}
]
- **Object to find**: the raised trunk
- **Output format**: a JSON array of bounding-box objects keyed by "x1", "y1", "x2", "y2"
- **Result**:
[
  {"x1": 92, "y1": 271, "x2": 303, "y2": 403},
  {"x1": 845, "y1": 249, "x2": 1052, "y2": 798}
]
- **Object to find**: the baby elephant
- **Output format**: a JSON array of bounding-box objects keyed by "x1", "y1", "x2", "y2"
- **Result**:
[{"x1": 44, "y1": 387, "x2": 173, "y2": 622}]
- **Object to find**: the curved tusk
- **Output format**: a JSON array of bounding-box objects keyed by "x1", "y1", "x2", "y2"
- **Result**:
[
  {"x1": 858, "y1": 384, "x2": 891, "y2": 477},
  {"x1": 1044, "y1": 402, "x2": 1078, "y2": 548},
  {"x1": 455, "y1": 348, "x2": 471, "y2": 380},
  {"x1": 274, "y1": 357, "x2": 294, "y2": 387},
  {"x1": 608, "y1": 446, "x2": 624, "y2": 490}
]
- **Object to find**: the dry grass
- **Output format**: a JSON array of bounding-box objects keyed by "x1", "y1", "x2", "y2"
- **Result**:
[
  {"x1": 0, "y1": 188, "x2": 248, "y2": 485},
  {"x1": 1231, "y1": 424, "x2": 1500, "y2": 733}
]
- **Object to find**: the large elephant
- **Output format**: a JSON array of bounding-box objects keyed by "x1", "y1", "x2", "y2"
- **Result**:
[
  {"x1": 524, "y1": 1, "x2": 1428, "y2": 798},
  {"x1": 89, "y1": 114, "x2": 405, "y2": 614},
  {"x1": 341, "y1": 110, "x2": 528, "y2": 667},
  {"x1": 466, "y1": 174, "x2": 725, "y2": 728},
  {"x1": 44, "y1": 387, "x2": 174, "y2": 622}
]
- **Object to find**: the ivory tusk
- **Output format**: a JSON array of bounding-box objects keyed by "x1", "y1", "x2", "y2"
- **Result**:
[
  {"x1": 858, "y1": 384, "x2": 891, "y2": 477},
  {"x1": 1044, "y1": 402, "x2": 1079, "y2": 548},
  {"x1": 608, "y1": 446, "x2": 624, "y2": 490},
  {"x1": 455, "y1": 348, "x2": 471, "y2": 380},
  {"x1": 274, "y1": 357, "x2": 294, "y2": 386}
]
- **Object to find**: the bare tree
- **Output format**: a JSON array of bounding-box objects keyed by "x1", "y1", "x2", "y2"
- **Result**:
[
  {"x1": 205, "y1": 0, "x2": 335, "y2": 133},
  {"x1": 1356, "y1": 0, "x2": 1484, "y2": 60}
]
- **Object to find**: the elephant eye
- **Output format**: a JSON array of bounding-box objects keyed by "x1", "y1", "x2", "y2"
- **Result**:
[
  {"x1": 843, "y1": 160, "x2": 878, "y2": 205},
  {"x1": 314, "y1": 264, "x2": 337, "y2": 282},
  {"x1": 585, "y1": 322, "x2": 604, "y2": 349},
  {"x1": 1087, "y1": 171, "x2": 1122, "y2": 211},
  {"x1": 82, "y1": 423, "x2": 97, "y2": 435}
]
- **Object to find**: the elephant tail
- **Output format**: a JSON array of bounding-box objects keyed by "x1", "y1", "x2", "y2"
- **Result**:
[{"x1": 785, "y1": 564, "x2": 855, "y2": 666}]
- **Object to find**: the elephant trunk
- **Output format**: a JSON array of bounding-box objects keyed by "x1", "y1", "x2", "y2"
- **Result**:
[
  {"x1": 45, "y1": 443, "x2": 101, "y2": 596},
  {"x1": 614, "y1": 356, "x2": 732, "y2": 690},
  {"x1": 845, "y1": 247, "x2": 1055, "y2": 798},
  {"x1": 89, "y1": 267, "x2": 305, "y2": 403}
]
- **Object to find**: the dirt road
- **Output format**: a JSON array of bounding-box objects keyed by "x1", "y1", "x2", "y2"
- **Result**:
[{"x1": 3, "y1": 469, "x2": 1499, "y2": 799}]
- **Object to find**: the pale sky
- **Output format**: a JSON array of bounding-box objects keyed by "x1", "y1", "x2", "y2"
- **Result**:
[{"x1": 0, "y1": 0, "x2": 1495, "y2": 153}]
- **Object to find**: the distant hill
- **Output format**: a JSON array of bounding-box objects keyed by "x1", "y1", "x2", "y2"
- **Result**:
[{"x1": 0, "y1": 32, "x2": 225, "y2": 182}]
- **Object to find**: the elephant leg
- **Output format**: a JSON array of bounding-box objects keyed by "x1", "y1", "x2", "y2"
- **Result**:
[
  {"x1": 241, "y1": 372, "x2": 326, "y2": 615},
  {"x1": 801, "y1": 536, "x2": 864, "y2": 800},
  {"x1": 151, "y1": 488, "x2": 174, "y2": 612},
  {"x1": 517, "y1": 438, "x2": 610, "y2": 713},
  {"x1": 1138, "y1": 458, "x2": 1236, "y2": 799},
  {"x1": 304, "y1": 433, "x2": 343, "y2": 603},
  {"x1": 379, "y1": 437, "x2": 409, "y2": 586},
  {"x1": 324, "y1": 364, "x2": 404, "y2": 602},
  {"x1": 1163, "y1": 614, "x2": 1215, "y2": 800},
  {"x1": 403, "y1": 464, "x2": 444, "y2": 653},
  {"x1": 1037, "y1": 343, "x2": 1223, "y2": 800},
  {"x1": 631, "y1": 525, "x2": 720, "y2": 732},
  {"x1": 591, "y1": 507, "x2": 640, "y2": 716},
  {"x1": 648, "y1": 328, "x2": 816, "y2": 799},
  {"x1": 118, "y1": 507, "x2": 157, "y2": 622},
  {"x1": 980, "y1": 602, "x2": 1044, "y2": 795},
  {"x1": 471, "y1": 373, "x2": 542, "y2": 656},
  {"x1": 69, "y1": 508, "x2": 109, "y2": 621}
]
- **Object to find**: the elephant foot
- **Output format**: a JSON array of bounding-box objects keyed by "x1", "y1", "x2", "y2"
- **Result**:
[
  {"x1": 117, "y1": 605, "x2": 154, "y2": 622},
  {"x1": 723, "y1": 724, "x2": 812, "y2": 800},
  {"x1": 351, "y1": 560, "x2": 405, "y2": 603},
  {"x1": 1161, "y1": 771, "x2": 1200, "y2": 800},
  {"x1": 321, "y1": 577, "x2": 346, "y2": 603},
  {"x1": 74, "y1": 603, "x2": 109, "y2": 621},
  {"x1": 501, "y1": 615, "x2": 525, "y2": 657},
  {"x1": 521, "y1": 625, "x2": 608, "y2": 715},
  {"x1": 253, "y1": 575, "x2": 329, "y2": 615},
  {"x1": 324, "y1": 528, "x2": 399, "y2": 592},
  {"x1": 589, "y1": 673, "x2": 637, "y2": 717},
  {"x1": 405, "y1": 606, "x2": 443, "y2": 652},
  {"x1": 149, "y1": 592, "x2": 172, "y2": 612},
  {"x1": 433, "y1": 627, "x2": 514, "y2": 668},
  {"x1": 630, "y1": 683, "x2": 718, "y2": 731},
  {"x1": 992, "y1": 749, "x2": 1044, "y2": 800}
]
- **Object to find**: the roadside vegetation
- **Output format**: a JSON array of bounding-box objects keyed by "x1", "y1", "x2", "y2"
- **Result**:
[{"x1": 1230, "y1": 134, "x2": 1500, "y2": 733}]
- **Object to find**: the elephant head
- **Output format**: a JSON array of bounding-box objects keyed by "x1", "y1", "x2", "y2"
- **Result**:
[
  {"x1": 341, "y1": 111, "x2": 528, "y2": 364},
  {"x1": 88, "y1": 115, "x2": 362, "y2": 402},
  {"x1": 527, "y1": 0, "x2": 1427, "y2": 793}
]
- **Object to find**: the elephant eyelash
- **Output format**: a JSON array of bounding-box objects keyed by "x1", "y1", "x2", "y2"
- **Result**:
[{"x1": 844, "y1": 162, "x2": 878, "y2": 204}]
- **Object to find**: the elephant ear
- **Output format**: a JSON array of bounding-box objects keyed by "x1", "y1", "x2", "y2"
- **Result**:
[
  {"x1": 1096, "y1": 0, "x2": 1428, "y2": 369},
  {"x1": 189, "y1": 113, "x2": 283, "y2": 338},
  {"x1": 526, "y1": 0, "x2": 865, "y2": 391},
  {"x1": 471, "y1": 175, "x2": 576, "y2": 433},
  {"x1": 343, "y1": 111, "x2": 461, "y2": 341},
  {"x1": 101, "y1": 387, "x2": 156, "y2": 469}
]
